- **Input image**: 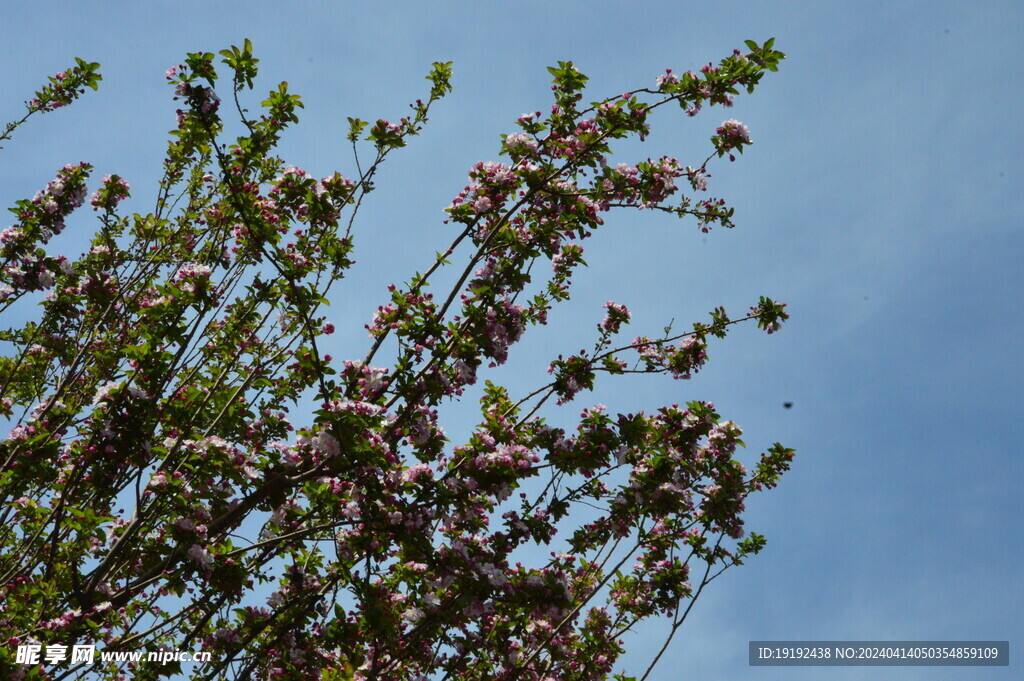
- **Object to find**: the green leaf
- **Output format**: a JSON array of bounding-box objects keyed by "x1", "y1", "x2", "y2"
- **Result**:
[{"x1": 346, "y1": 117, "x2": 368, "y2": 143}]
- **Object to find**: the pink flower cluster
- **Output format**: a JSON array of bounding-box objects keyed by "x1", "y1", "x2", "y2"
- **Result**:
[
  {"x1": 600, "y1": 301, "x2": 631, "y2": 333},
  {"x1": 25, "y1": 60, "x2": 101, "y2": 113},
  {"x1": 717, "y1": 118, "x2": 751, "y2": 143},
  {"x1": 90, "y1": 174, "x2": 131, "y2": 211},
  {"x1": 633, "y1": 335, "x2": 708, "y2": 379},
  {"x1": 447, "y1": 160, "x2": 517, "y2": 220}
]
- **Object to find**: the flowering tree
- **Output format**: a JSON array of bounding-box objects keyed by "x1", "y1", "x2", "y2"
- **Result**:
[{"x1": 0, "y1": 38, "x2": 793, "y2": 680}]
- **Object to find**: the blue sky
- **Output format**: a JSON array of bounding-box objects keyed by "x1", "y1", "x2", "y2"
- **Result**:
[{"x1": 2, "y1": 1, "x2": 1021, "y2": 679}]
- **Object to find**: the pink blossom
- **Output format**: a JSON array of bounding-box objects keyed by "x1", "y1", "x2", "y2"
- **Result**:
[
  {"x1": 472, "y1": 196, "x2": 492, "y2": 214},
  {"x1": 90, "y1": 174, "x2": 131, "y2": 211},
  {"x1": 717, "y1": 119, "x2": 751, "y2": 143},
  {"x1": 600, "y1": 301, "x2": 631, "y2": 333},
  {"x1": 402, "y1": 606, "x2": 425, "y2": 623},
  {"x1": 504, "y1": 132, "x2": 538, "y2": 153},
  {"x1": 314, "y1": 431, "x2": 340, "y2": 458},
  {"x1": 187, "y1": 544, "x2": 214, "y2": 568},
  {"x1": 655, "y1": 69, "x2": 679, "y2": 88}
]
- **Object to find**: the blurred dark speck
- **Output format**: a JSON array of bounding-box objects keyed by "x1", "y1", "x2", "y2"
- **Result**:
[{"x1": 783, "y1": 402, "x2": 793, "y2": 409}]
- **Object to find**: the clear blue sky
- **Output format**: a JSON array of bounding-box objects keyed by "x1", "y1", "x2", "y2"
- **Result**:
[{"x1": 2, "y1": 2, "x2": 1021, "y2": 679}]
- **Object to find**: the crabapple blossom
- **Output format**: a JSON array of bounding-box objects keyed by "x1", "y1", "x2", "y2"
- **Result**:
[
  {"x1": 718, "y1": 118, "x2": 751, "y2": 143},
  {"x1": 0, "y1": 39, "x2": 792, "y2": 681},
  {"x1": 187, "y1": 543, "x2": 215, "y2": 569},
  {"x1": 89, "y1": 173, "x2": 131, "y2": 210}
]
